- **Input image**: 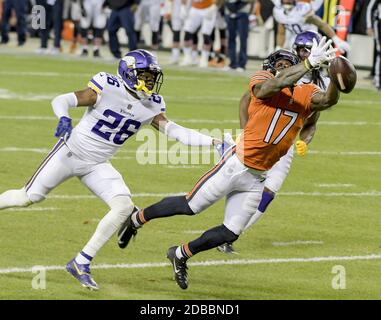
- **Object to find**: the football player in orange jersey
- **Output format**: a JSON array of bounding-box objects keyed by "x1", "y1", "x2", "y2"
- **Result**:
[
  {"x1": 117, "y1": 37, "x2": 339, "y2": 290},
  {"x1": 218, "y1": 30, "x2": 329, "y2": 254}
]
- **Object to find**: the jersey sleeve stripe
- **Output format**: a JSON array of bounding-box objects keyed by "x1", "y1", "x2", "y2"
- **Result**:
[
  {"x1": 88, "y1": 81, "x2": 102, "y2": 94},
  {"x1": 252, "y1": 76, "x2": 273, "y2": 81},
  {"x1": 90, "y1": 79, "x2": 103, "y2": 91}
]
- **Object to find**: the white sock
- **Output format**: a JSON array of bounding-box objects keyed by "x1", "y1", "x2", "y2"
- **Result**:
[
  {"x1": 243, "y1": 210, "x2": 264, "y2": 232},
  {"x1": 131, "y1": 210, "x2": 141, "y2": 228},
  {"x1": 171, "y1": 47, "x2": 180, "y2": 58},
  {"x1": 192, "y1": 50, "x2": 199, "y2": 60},
  {"x1": 0, "y1": 188, "x2": 32, "y2": 210},
  {"x1": 81, "y1": 197, "x2": 133, "y2": 258},
  {"x1": 175, "y1": 246, "x2": 185, "y2": 259},
  {"x1": 75, "y1": 251, "x2": 92, "y2": 265}
]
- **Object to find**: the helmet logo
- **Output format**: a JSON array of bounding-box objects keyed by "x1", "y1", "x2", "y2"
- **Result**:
[{"x1": 124, "y1": 55, "x2": 136, "y2": 69}]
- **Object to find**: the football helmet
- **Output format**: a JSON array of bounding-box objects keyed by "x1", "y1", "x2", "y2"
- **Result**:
[
  {"x1": 293, "y1": 31, "x2": 321, "y2": 50},
  {"x1": 293, "y1": 31, "x2": 321, "y2": 60},
  {"x1": 262, "y1": 49, "x2": 300, "y2": 75},
  {"x1": 117, "y1": 49, "x2": 163, "y2": 98}
]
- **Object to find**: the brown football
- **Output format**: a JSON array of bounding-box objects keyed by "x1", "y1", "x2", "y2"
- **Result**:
[{"x1": 329, "y1": 56, "x2": 357, "y2": 93}]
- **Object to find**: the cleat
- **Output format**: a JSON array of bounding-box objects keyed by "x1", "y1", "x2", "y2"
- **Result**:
[
  {"x1": 93, "y1": 49, "x2": 101, "y2": 58},
  {"x1": 80, "y1": 48, "x2": 88, "y2": 57},
  {"x1": 217, "y1": 242, "x2": 238, "y2": 254},
  {"x1": 66, "y1": 259, "x2": 99, "y2": 290},
  {"x1": 117, "y1": 207, "x2": 140, "y2": 249},
  {"x1": 166, "y1": 246, "x2": 188, "y2": 290}
]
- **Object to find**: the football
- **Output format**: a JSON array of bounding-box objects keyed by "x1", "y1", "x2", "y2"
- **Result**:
[{"x1": 329, "y1": 56, "x2": 357, "y2": 93}]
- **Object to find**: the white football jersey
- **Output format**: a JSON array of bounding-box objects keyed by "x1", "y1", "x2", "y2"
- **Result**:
[
  {"x1": 66, "y1": 72, "x2": 166, "y2": 163},
  {"x1": 273, "y1": 2, "x2": 318, "y2": 50}
]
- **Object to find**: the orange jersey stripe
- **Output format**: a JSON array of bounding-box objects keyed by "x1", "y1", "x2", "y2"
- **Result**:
[{"x1": 192, "y1": 0, "x2": 215, "y2": 9}]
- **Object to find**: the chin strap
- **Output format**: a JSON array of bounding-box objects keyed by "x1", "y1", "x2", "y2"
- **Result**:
[{"x1": 134, "y1": 80, "x2": 153, "y2": 95}]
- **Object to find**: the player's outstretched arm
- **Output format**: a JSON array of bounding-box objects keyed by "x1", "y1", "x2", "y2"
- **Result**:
[
  {"x1": 254, "y1": 63, "x2": 309, "y2": 99},
  {"x1": 239, "y1": 91, "x2": 251, "y2": 129},
  {"x1": 299, "y1": 111, "x2": 320, "y2": 144},
  {"x1": 310, "y1": 81, "x2": 340, "y2": 111},
  {"x1": 151, "y1": 113, "x2": 221, "y2": 146},
  {"x1": 52, "y1": 88, "x2": 97, "y2": 138},
  {"x1": 306, "y1": 14, "x2": 350, "y2": 54}
]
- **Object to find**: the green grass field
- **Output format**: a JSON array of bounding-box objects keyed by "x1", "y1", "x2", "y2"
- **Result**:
[{"x1": 0, "y1": 54, "x2": 380, "y2": 300}]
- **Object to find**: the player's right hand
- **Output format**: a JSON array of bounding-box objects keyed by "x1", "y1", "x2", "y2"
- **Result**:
[
  {"x1": 55, "y1": 116, "x2": 72, "y2": 139},
  {"x1": 295, "y1": 140, "x2": 308, "y2": 156},
  {"x1": 307, "y1": 36, "x2": 337, "y2": 68}
]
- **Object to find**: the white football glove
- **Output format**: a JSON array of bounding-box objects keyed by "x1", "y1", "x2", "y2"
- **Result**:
[
  {"x1": 332, "y1": 35, "x2": 351, "y2": 54},
  {"x1": 307, "y1": 36, "x2": 337, "y2": 68}
]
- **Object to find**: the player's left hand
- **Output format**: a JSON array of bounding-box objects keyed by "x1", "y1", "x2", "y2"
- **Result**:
[
  {"x1": 295, "y1": 140, "x2": 308, "y2": 156},
  {"x1": 55, "y1": 116, "x2": 72, "y2": 139}
]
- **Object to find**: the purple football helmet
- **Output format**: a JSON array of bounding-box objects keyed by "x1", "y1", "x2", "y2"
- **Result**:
[
  {"x1": 293, "y1": 31, "x2": 321, "y2": 50},
  {"x1": 118, "y1": 49, "x2": 163, "y2": 94},
  {"x1": 262, "y1": 49, "x2": 300, "y2": 74}
]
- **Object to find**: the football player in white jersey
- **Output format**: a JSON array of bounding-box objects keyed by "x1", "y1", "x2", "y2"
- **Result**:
[
  {"x1": 0, "y1": 49, "x2": 220, "y2": 290},
  {"x1": 273, "y1": 0, "x2": 350, "y2": 54},
  {"x1": 218, "y1": 31, "x2": 330, "y2": 254}
]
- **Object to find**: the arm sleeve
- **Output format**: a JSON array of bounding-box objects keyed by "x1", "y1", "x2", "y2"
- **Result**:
[
  {"x1": 164, "y1": 121, "x2": 213, "y2": 146},
  {"x1": 51, "y1": 92, "x2": 78, "y2": 119},
  {"x1": 366, "y1": 0, "x2": 378, "y2": 29}
]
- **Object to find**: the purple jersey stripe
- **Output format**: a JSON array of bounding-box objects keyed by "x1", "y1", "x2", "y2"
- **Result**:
[
  {"x1": 90, "y1": 79, "x2": 103, "y2": 91},
  {"x1": 25, "y1": 140, "x2": 65, "y2": 191}
]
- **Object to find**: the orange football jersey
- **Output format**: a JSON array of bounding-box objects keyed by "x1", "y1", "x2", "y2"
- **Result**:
[
  {"x1": 236, "y1": 70, "x2": 322, "y2": 171},
  {"x1": 192, "y1": 0, "x2": 215, "y2": 9}
]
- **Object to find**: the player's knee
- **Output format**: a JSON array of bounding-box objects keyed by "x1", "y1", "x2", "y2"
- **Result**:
[
  {"x1": 221, "y1": 224, "x2": 239, "y2": 243},
  {"x1": 163, "y1": 196, "x2": 195, "y2": 215},
  {"x1": 173, "y1": 31, "x2": 180, "y2": 43},
  {"x1": 80, "y1": 28, "x2": 88, "y2": 39},
  {"x1": 203, "y1": 34, "x2": 212, "y2": 46},
  {"x1": 93, "y1": 28, "x2": 104, "y2": 38},
  {"x1": 184, "y1": 31, "x2": 193, "y2": 42},
  {"x1": 109, "y1": 196, "x2": 134, "y2": 222}
]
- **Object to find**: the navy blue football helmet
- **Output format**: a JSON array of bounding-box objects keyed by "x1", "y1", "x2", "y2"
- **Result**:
[
  {"x1": 117, "y1": 49, "x2": 163, "y2": 95},
  {"x1": 262, "y1": 49, "x2": 300, "y2": 74}
]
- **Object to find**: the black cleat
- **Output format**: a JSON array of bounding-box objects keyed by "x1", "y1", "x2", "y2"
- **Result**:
[
  {"x1": 217, "y1": 242, "x2": 238, "y2": 254},
  {"x1": 167, "y1": 246, "x2": 188, "y2": 290},
  {"x1": 93, "y1": 49, "x2": 101, "y2": 58},
  {"x1": 80, "y1": 48, "x2": 88, "y2": 57},
  {"x1": 117, "y1": 207, "x2": 139, "y2": 249}
]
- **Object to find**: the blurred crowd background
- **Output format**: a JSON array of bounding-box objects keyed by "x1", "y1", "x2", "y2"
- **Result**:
[{"x1": 0, "y1": 1, "x2": 378, "y2": 87}]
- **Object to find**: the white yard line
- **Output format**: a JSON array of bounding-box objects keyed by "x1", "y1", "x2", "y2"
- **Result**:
[
  {"x1": 2, "y1": 115, "x2": 381, "y2": 126},
  {"x1": 272, "y1": 240, "x2": 324, "y2": 247},
  {"x1": 4, "y1": 207, "x2": 57, "y2": 212},
  {"x1": 316, "y1": 184, "x2": 355, "y2": 188},
  {"x1": 1, "y1": 253, "x2": 381, "y2": 274},
  {"x1": 1, "y1": 146, "x2": 381, "y2": 156}
]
